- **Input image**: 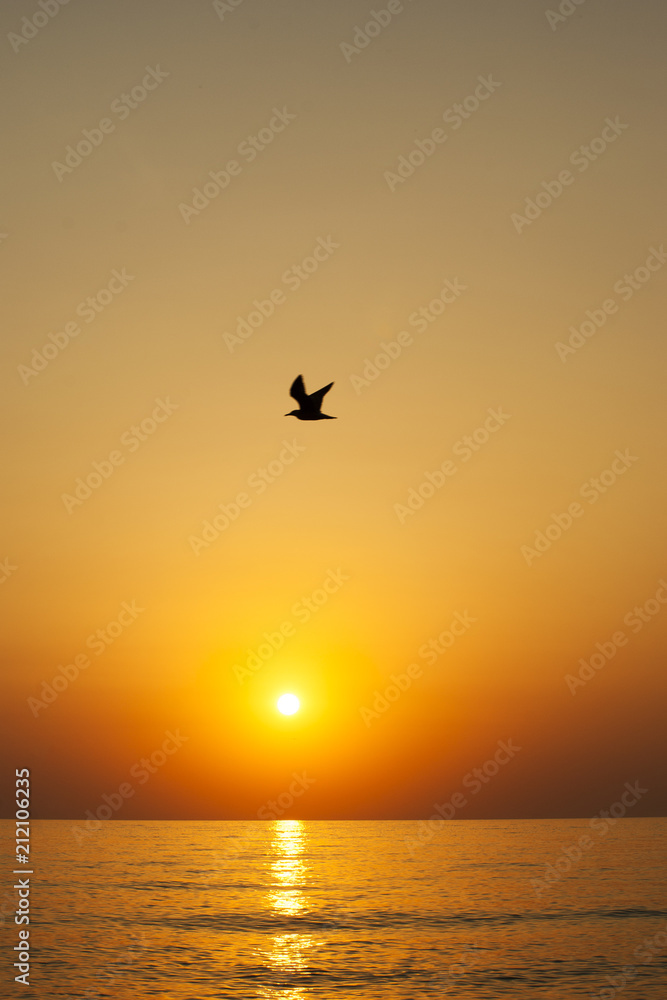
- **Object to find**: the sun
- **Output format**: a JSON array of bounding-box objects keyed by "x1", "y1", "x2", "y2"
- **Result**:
[{"x1": 277, "y1": 693, "x2": 300, "y2": 716}]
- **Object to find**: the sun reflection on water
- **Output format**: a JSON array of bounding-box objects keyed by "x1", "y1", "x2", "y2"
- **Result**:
[
  {"x1": 263, "y1": 820, "x2": 319, "y2": 995},
  {"x1": 267, "y1": 820, "x2": 307, "y2": 917}
]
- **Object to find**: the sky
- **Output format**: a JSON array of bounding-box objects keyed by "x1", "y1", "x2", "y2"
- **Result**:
[{"x1": 1, "y1": 0, "x2": 666, "y2": 821}]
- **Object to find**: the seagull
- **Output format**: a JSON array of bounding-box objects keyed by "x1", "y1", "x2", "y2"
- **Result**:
[{"x1": 285, "y1": 375, "x2": 336, "y2": 420}]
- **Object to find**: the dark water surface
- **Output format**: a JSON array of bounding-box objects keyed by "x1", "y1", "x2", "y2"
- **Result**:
[{"x1": 2, "y1": 818, "x2": 666, "y2": 998}]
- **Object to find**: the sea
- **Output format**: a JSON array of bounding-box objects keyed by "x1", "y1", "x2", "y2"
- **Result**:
[{"x1": 2, "y1": 818, "x2": 666, "y2": 998}]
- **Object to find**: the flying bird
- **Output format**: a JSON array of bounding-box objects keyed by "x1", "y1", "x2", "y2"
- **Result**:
[{"x1": 285, "y1": 375, "x2": 336, "y2": 420}]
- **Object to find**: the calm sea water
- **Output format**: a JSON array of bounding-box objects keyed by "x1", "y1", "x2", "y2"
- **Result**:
[{"x1": 2, "y1": 818, "x2": 666, "y2": 998}]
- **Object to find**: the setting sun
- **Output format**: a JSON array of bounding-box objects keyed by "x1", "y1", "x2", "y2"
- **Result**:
[{"x1": 277, "y1": 693, "x2": 300, "y2": 716}]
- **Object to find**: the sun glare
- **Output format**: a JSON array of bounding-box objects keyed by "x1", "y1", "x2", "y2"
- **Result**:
[{"x1": 277, "y1": 693, "x2": 300, "y2": 716}]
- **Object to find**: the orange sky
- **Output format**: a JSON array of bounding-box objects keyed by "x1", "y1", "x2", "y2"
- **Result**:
[{"x1": 1, "y1": 0, "x2": 666, "y2": 820}]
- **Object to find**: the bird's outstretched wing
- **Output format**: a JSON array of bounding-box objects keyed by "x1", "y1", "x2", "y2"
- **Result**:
[
  {"x1": 290, "y1": 375, "x2": 308, "y2": 405},
  {"x1": 311, "y1": 381, "x2": 334, "y2": 404}
]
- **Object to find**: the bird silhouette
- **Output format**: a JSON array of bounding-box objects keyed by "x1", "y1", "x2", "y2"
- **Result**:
[{"x1": 285, "y1": 375, "x2": 336, "y2": 420}]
